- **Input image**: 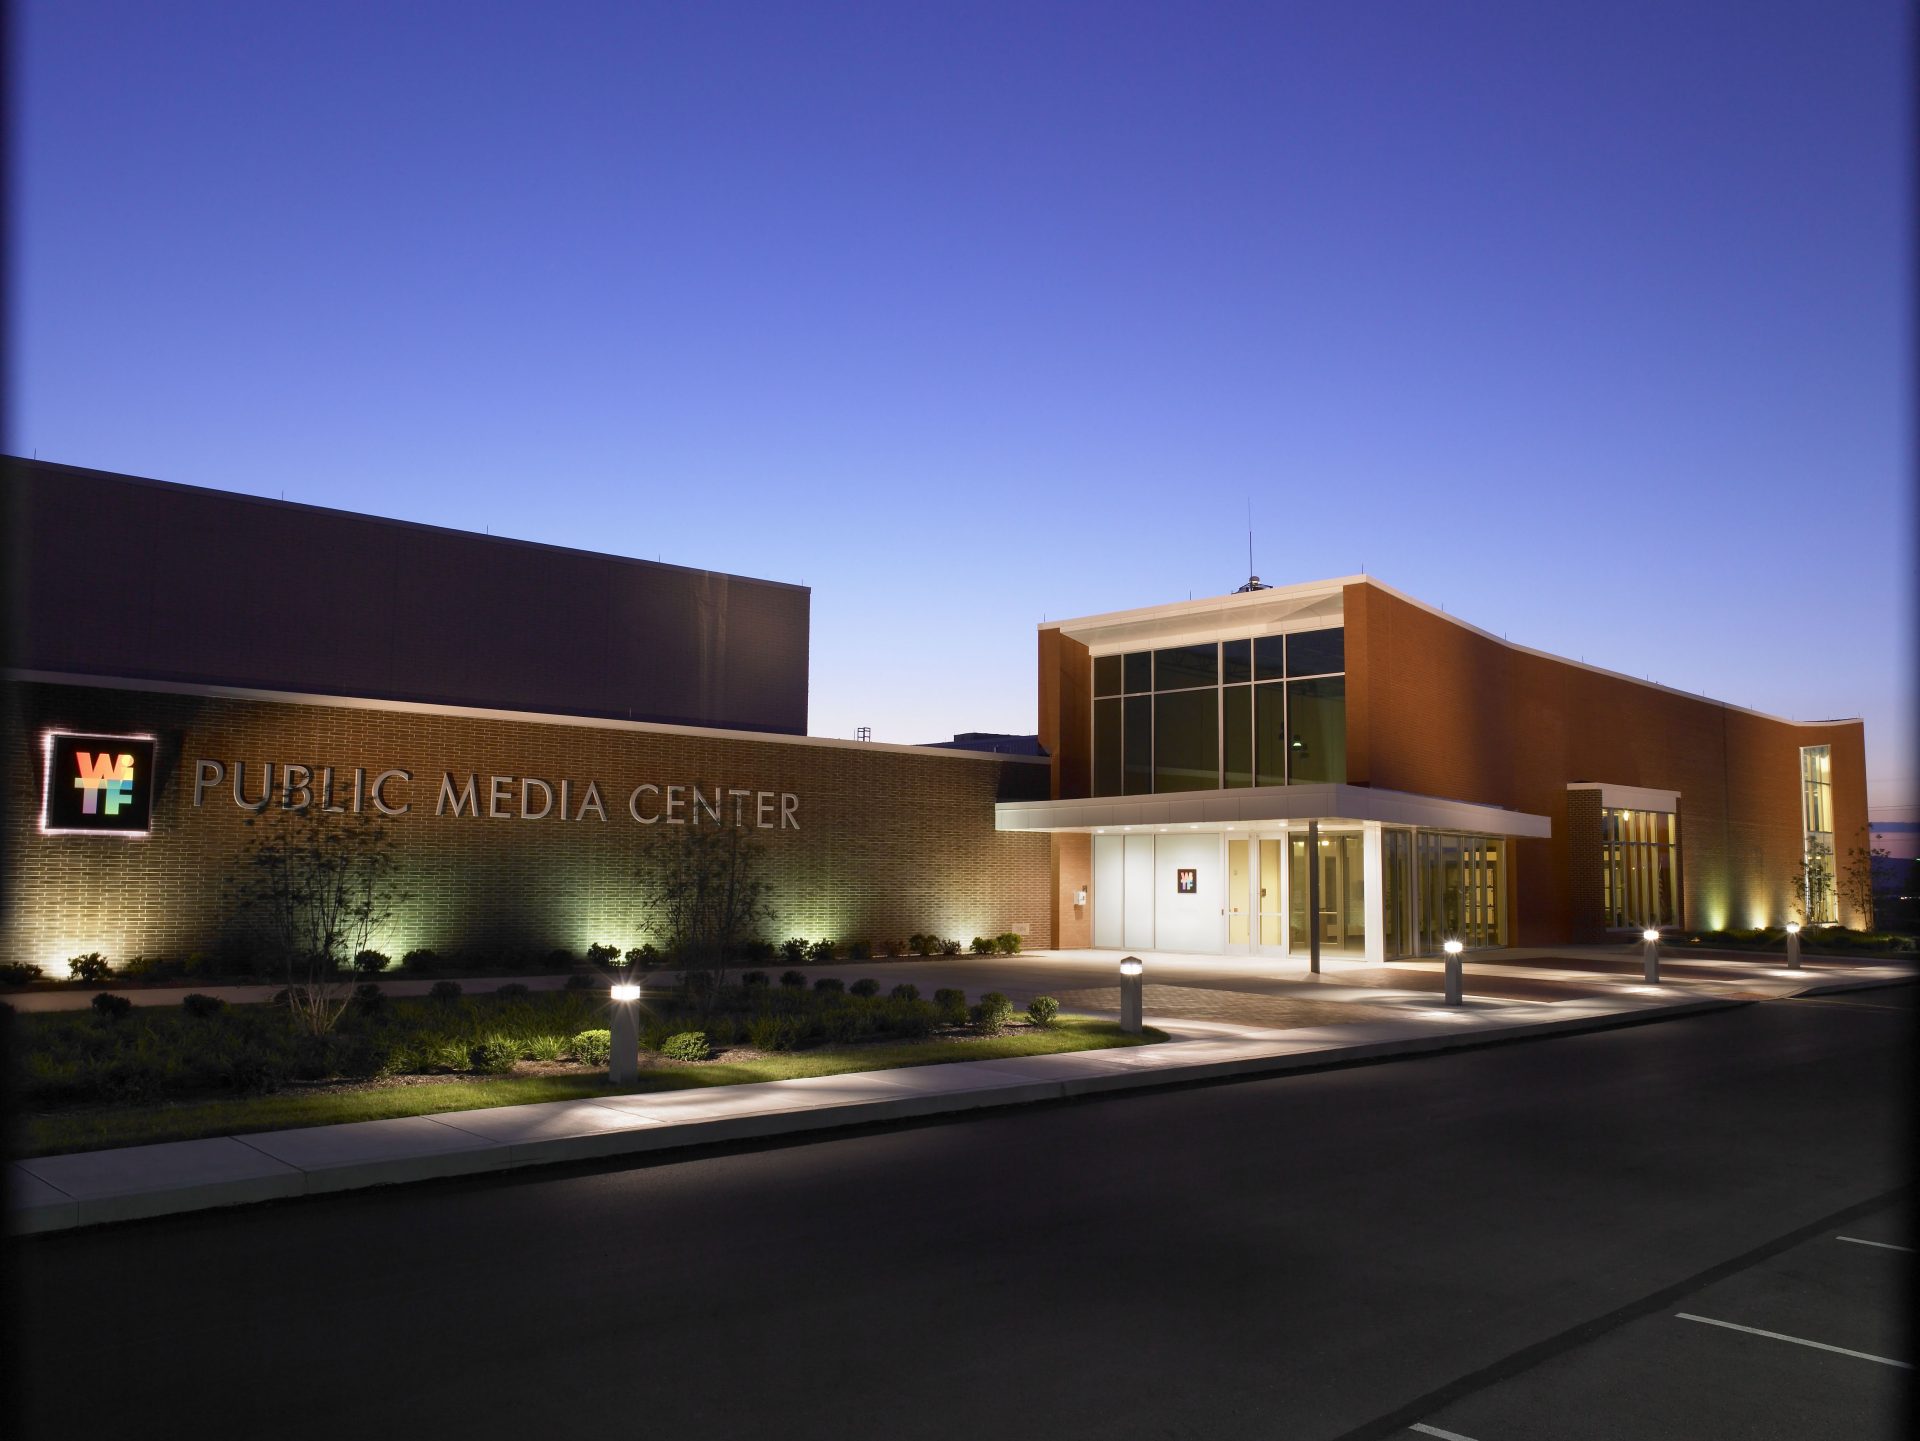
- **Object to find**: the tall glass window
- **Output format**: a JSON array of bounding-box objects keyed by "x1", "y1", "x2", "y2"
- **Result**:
[
  {"x1": 1602, "y1": 808, "x2": 1680, "y2": 929},
  {"x1": 1800, "y1": 745, "x2": 1835, "y2": 923},
  {"x1": 1416, "y1": 832, "x2": 1505, "y2": 949},
  {"x1": 1090, "y1": 627, "x2": 1346, "y2": 795}
]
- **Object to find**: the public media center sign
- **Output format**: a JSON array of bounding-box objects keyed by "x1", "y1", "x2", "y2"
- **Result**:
[
  {"x1": 40, "y1": 733, "x2": 802, "y2": 836},
  {"x1": 189, "y1": 760, "x2": 802, "y2": 829}
]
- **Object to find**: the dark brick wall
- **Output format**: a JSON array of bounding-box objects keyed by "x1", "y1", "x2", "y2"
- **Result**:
[
  {"x1": 8, "y1": 458, "x2": 810, "y2": 734},
  {"x1": 4, "y1": 681, "x2": 1051, "y2": 970},
  {"x1": 1564, "y1": 787, "x2": 1605, "y2": 939}
]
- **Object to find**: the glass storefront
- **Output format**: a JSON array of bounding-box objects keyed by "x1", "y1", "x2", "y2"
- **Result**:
[
  {"x1": 1091, "y1": 628, "x2": 1346, "y2": 797},
  {"x1": 1601, "y1": 807, "x2": 1679, "y2": 929},
  {"x1": 1092, "y1": 824, "x2": 1509, "y2": 958}
]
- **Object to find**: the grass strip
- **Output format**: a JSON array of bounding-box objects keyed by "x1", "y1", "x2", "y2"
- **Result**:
[{"x1": 20, "y1": 1017, "x2": 1166, "y2": 1157}]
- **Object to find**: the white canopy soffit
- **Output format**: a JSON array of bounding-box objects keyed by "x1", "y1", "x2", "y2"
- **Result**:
[
  {"x1": 995, "y1": 784, "x2": 1552, "y2": 838},
  {"x1": 1052, "y1": 578, "x2": 1350, "y2": 654}
]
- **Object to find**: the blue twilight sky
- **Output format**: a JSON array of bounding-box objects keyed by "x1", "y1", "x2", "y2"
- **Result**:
[{"x1": 12, "y1": 2, "x2": 1913, "y2": 808}]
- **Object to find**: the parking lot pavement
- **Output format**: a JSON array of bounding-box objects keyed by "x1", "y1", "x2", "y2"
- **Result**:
[{"x1": 1399, "y1": 1200, "x2": 1913, "y2": 1441}]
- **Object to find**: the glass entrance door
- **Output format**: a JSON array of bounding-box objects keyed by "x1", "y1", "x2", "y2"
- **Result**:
[
  {"x1": 1289, "y1": 833, "x2": 1367, "y2": 955},
  {"x1": 1257, "y1": 838, "x2": 1285, "y2": 950},
  {"x1": 1226, "y1": 838, "x2": 1251, "y2": 949}
]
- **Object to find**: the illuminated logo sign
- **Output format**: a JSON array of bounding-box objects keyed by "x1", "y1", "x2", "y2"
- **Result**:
[{"x1": 41, "y1": 732, "x2": 158, "y2": 836}]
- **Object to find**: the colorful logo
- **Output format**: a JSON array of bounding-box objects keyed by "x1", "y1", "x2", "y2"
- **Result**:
[
  {"x1": 74, "y1": 750, "x2": 137, "y2": 815},
  {"x1": 42, "y1": 732, "x2": 157, "y2": 835}
]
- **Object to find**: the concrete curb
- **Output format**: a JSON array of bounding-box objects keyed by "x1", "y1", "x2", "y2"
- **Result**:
[{"x1": 5, "y1": 989, "x2": 1800, "y2": 1237}]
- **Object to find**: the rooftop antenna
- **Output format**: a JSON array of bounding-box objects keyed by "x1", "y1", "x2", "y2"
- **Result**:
[{"x1": 1234, "y1": 497, "x2": 1270, "y2": 593}]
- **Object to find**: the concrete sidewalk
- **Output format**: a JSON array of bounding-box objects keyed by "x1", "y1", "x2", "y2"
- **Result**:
[{"x1": 15, "y1": 970, "x2": 1903, "y2": 1237}]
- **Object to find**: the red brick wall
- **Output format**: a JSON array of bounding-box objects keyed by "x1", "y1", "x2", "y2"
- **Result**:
[
  {"x1": 1038, "y1": 628, "x2": 1092, "y2": 801},
  {"x1": 1050, "y1": 832, "x2": 1093, "y2": 949},
  {"x1": 4, "y1": 681, "x2": 1052, "y2": 970},
  {"x1": 1345, "y1": 582, "x2": 1870, "y2": 940}
]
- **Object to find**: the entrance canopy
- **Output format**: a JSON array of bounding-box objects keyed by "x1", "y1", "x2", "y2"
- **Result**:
[{"x1": 994, "y1": 783, "x2": 1551, "y2": 838}]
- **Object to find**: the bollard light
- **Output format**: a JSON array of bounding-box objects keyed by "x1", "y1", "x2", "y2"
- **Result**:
[
  {"x1": 1641, "y1": 928, "x2": 1661, "y2": 984},
  {"x1": 610, "y1": 978, "x2": 641, "y2": 1083},
  {"x1": 1442, "y1": 939, "x2": 1464, "y2": 1005},
  {"x1": 1119, "y1": 955, "x2": 1144, "y2": 1033},
  {"x1": 1785, "y1": 920, "x2": 1802, "y2": 970}
]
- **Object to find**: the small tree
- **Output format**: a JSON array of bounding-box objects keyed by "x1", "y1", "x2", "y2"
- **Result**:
[
  {"x1": 636, "y1": 825, "x2": 774, "y2": 1008},
  {"x1": 241, "y1": 810, "x2": 404, "y2": 1036},
  {"x1": 1789, "y1": 840, "x2": 1837, "y2": 927},
  {"x1": 1838, "y1": 845, "x2": 1884, "y2": 931}
]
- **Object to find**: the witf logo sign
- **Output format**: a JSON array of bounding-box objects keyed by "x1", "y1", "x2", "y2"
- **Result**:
[{"x1": 41, "y1": 732, "x2": 158, "y2": 836}]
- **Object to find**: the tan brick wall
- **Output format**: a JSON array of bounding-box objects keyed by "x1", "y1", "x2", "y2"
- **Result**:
[
  {"x1": 4, "y1": 681, "x2": 1052, "y2": 968},
  {"x1": 1344, "y1": 583, "x2": 1871, "y2": 940}
]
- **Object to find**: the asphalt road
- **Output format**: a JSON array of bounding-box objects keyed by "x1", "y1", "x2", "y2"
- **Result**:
[{"x1": 9, "y1": 987, "x2": 1912, "y2": 1441}]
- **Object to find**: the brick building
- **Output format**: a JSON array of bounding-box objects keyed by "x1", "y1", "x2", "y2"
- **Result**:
[
  {"x1": 1011, "y1": 577, "x2": 1870, "y2": 957},
  {"x1": 3, "y1": 463, "x2": 1870, "y2": 971},
  {"x1": 3, "y1": 462, "x2": 1050, "y2": 972}
]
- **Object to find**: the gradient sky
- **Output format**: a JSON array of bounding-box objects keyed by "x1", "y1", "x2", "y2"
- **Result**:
[{"x1": 13, "y1": 2, "x2": 1912, "y2": 809}]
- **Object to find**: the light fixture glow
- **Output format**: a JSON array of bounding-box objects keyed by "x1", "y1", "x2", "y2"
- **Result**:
[
  {"x1": 1119, "y1": 958, "x2": 1143, "y2": 976},
  {"x1": 610, "y1": 983, "x2": 640, "y2": 1002},
  {"x1": 1785, "y1": 922, "x2": 1801, "y2": 935},
  {"x1": 1642, "y1": 929, "x2": 1660, "y2": 943},
  {"x1": 1443, "y1": 939, "x2": 1464, "y2": 956}
]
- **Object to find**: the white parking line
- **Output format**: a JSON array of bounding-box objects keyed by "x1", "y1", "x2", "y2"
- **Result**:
[
  {"x1": 1836, "y1": 1235, "x2": 1913, "y2": 1253},
  {"x1": 1675, "y1": 1313, "x2": 1911, "y2": 1368},
  {"x1": 1410, "y1": 1425, "x2": 1483, "y2": 1441}
]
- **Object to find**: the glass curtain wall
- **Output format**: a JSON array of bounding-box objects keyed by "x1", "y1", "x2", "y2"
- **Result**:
[
  {"x1": 1092, "y1": 628, "x2": 1345, "y2": 796},
  {"x1": 1414, "y1": 832, "x2": 1505, "y2": 950},
  {"x1": 1287, "y1": 833, "x2": 1365, "y2": 951},
  {"x1": 1799, "y1": 745, "x2": 1835, "y2": 923},
  {"x1": 1601, "y1": 808, "x2": 1680, "y2": 929}
]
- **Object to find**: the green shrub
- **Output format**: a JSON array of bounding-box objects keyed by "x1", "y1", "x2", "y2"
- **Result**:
[
  {"x1": 119, "y1": 954, "x2": 161, "y2": 978},
  {"x1": 808, "y1": 939, "x2": 836, "y2": 964},
  {"x1": 353, "y1": 949, "x2": 390, "y2": 975},
  {"x1": 934, "y1": 988, "x2": 969, "y2": 1025},
  {"x1": 741, "y1": 970, "x2": 771, "y2": 988},
  {"x1": 354, "y1": 982, "x2": 388, "y2": 1015},
  {"x1": 994, "y1": 933, "x2": 1022, "y2": 955},
  {"x1": 226, "y1": 1049, "x2": 287, "y2": 1095},
  {"x1": 469, "y1": 1036, "x2": 519, "y2": 1074},
  {"x1": 813, "y1": 977, "x2": 845, "y2": 995},
  {"x1": 524, "y1": 1034, "x2": 568, "y2": 1062},
  {"x1": 970, "y1": 937, "x2": 994, "y2": 955},
  {"x1": 564, "y1": 973, "x2": 596, "y2": 991},
  {"x1": 585, "y1": 942, "x2": 623, "y2": 966},
  {"x1": 747, "y1": 1014, "x2": 805, "y2": 1051},
  {"x1": 571, "y1": 1029, "x2": 612, "y2": 1066},
  {"x1": 90, "y1": 992, "x2": 133, "y2": 1020},
  {"x1": 848, "y1": 940, "x2": 873, "y2": 961},
  {"x1": 779, "y1": 969, "x2": 807, "y2": 988},
  {"x1": 660, "y1": 1031, "x2": 711, "y2": 1062},
  {"x1": 1026, "y1": 996, "x2": 1060, "y2": 1028},
  {"x1": 970, "y1": 992, "x2": 1013, "y2": 1034},
  {"x1": 891, "y1": 983, "x2": 921, "y2": 1001},
  {"x1": 68, "y1": 953, "x2": 111, "y2": 984},
  {"x1": 739, "y1": 939, "x2": 778, "y2": 964},
  {"x1": 879, "y1": 998, "x2": 938, "y2": 1039},
  {"x1": 401, "y1": 948, "x2": 441, "y2": 973},
  {"x1": 625, "y1": 944, "x2": 660, "y2": 968},
  {"x1": 849, "y1": 978, "x2": 881, "y2": 998},
  {"x1": 429, "y1": 980, "x2": 463, "y2": 1001},
  {"x1": 0, "y1": 961, "x2": 45, "y2": 986},
  {"x1": 416, "y1": 1038, "x2": 470, "y2": 1072},
  {"x1": 941, "y1": 938, "x2": 962, "y2": 955},
  {"x1": 495, "y1": 982, "x2": 531, "y2": 1000},
  {"x1": 781, "y1": 937, "x2": 809, "y2": 965},
  {"x1": 181, "y1": 993, "x2": 227, "y2": 1019}
]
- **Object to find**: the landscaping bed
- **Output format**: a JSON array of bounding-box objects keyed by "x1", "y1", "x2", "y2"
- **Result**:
[
  {"x1": 1676, "y1": 926, "x2": 1915, "y2": 957},
  {"x1": 10, "y1": 978, "x2": 1164, "y2": 1157}
]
